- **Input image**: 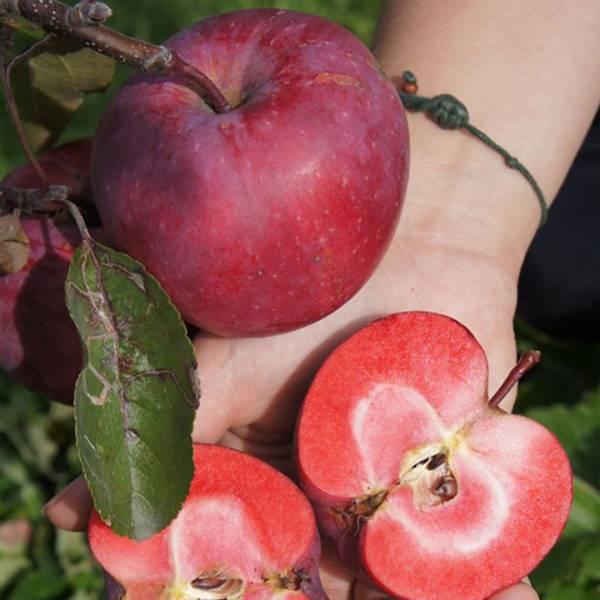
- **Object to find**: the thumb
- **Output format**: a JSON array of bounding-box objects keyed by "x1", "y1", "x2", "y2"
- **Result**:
[
  {"x1": 352, "y1": 580, "x2": 388, "y2": 600},
  {"x1": 489, "y1": 582, "x2": 539, "y2": 600},
  {"x1": 353, "y1": 580, "x2": 539, "y2": 600}
]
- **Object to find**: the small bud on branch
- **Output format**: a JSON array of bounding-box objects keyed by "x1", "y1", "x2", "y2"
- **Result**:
[
  {"x1": 66, "y1": 0, "x2": 112, "y2": 27},
  {"x1": 0, "y1": 0, "x2": 230, "y2": 113}
]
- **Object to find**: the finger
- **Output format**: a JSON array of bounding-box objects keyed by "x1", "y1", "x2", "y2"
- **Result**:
[
  {"x1": 353, "y1": 579, "x2": 389, "y2": 600},
  {"x1": 318, "y1": 539, "x2": 356, "y2": 600},
  {"x1": 489, "y1": 582, "x2": 539, "y2": 600},
  {"x1": 192, "y1": 334, "x2": 239, "y2": 443},
  {"x1": 43, "y1": 476, "x2": 92, "y2": 531}
]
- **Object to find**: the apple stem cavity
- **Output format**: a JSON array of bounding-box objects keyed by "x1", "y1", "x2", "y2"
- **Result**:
[
  {"x1": 0, "y1": 0, "x2": 231, "y2": 113},
  {"x1": 488, "y1": 350, "x2": 541, "y2": 408},
  {"x1": 333, "y1": 490, "x2": 388, "y2": 535}
]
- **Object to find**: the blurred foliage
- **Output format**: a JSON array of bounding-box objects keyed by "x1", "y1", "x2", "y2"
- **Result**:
[
  {"x1": 514, "y1": 319, "x2": 600, "y2": 599},
  {"x1": 0, "y1": 379, "x2": 104, "y2": 599},
  {"x1": 0, "y1": 1, "x2": 599, "y2": 599},
  {"x1": 0, "y1": 0, "x2": 381, "y2": 178}
]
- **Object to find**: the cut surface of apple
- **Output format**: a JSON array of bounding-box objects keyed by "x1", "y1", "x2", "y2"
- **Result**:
[
  {"x1": 296, "y1": 312, "x2": 572, "y2": 600},
  {"x1": 89, "y1": 444, "x2": 326, "y2": 600}
]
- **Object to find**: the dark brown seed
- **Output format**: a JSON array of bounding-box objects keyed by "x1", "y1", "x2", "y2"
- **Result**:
[
  {"x1": 433, "y1": 477, "x2": 458, "y2": 500},
  {"x1": 191, "y1": 576, "x2": 226, "y2": 590},
  {"x1": 427, "y1": 453, "x2": 446, "y2": 471}
]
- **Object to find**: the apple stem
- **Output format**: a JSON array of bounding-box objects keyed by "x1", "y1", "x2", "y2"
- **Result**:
[
  {"x1": 0, "y1": 0, "x2": 231, "y2": 113},
  {"x1": 488, "y1": 350, "x2": 541, "y2": 408}
]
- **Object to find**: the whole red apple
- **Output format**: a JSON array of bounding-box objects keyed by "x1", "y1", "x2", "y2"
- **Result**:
[
  {"x1": 89, "y1": 444, "x2": 327, "y2": 600},
  {"x1": 295, "y1": 312, "x2": 572, "y2": 600},
  {"x1": 92, "y1": 9, "x2": 408, "y2": 336},
  {"x1": 0, "y1": 140, "x2": 94, "y2": 403}
]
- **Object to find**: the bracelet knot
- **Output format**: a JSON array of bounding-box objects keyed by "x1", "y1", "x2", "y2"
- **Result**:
[
  {"x1": 397, "y1": 70, "x2": 548, "y2": 227},
  {"x1": 425, "y1": 94, "x2": 469, "y2": 130}
]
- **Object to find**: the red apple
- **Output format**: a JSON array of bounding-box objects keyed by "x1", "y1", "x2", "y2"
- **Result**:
[
  {"x1": 89, "y1": 444, "x2": 327, "y2": 600},
  {"x1": 92, "y1": 9, "x2": 408, "y2": 336},
  {"x1": 0, "y1": 140, "x2": 94, "y2": 403},
  {"x1": 295, "y1": 312, "x2": 572, "y2": 600},
  {"x1": 4, "y1": 138, "x2": 93, "y2": 199}
]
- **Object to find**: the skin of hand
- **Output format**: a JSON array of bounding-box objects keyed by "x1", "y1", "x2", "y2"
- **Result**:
[{"x1": 44, "y1": 1, "x2": 600, "y2": 599}]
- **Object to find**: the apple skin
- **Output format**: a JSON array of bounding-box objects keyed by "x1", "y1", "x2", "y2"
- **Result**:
[
  {"x1": 295, "y1": 312, "x2": 572, "y2": 600},
  {"x1": 92, "y1": 9, "x2": 409, "y2": 336},
  {"x1": 4, "y1": 139, "x2": 93, "y2": 198},
  {"x1": 0, "y1": 140, "x2": 94, "y2": 404},
  {"x1": 89, "y1": 444, "x2": 327, "y2": 600}
]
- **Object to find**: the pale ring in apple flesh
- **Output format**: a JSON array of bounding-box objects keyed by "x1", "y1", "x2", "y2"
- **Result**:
[{"x1": 295, "y1": 311, "x2": 572, "y2": 600}]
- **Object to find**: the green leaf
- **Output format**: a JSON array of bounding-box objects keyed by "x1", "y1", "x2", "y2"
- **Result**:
[
  {"x1": 565, "y1": 477, "x2": 600, "y2": 537},
  {"x1": 531, "y1": 478, "x2": 600, "y2": 592},
  {"x1": 0, "y1": 555, "x2": 30, "y2": 590},
  {"x1": 544, "y1": 586, "x2": 594, "y2": 600},
  {"x1": 579, "y1": 541, "x2": 600, "y2": 582},
  {"x1": 8, "y1": 568, "x2": 68, "y2": 600},
  {"x1": 525, "y1": 389, "x2": 600, "y2": 488},
  {"x1": 10, "y1": 37, "x2": 115, "y2": 152},
  {"x1": 66, "y1": 237, "x2": 200, "y2": 540}
]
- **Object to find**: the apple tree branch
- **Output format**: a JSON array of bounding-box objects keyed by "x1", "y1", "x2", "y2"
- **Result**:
[{"x1": 0, "y1": 0, "x2": 231, "y2": 113}]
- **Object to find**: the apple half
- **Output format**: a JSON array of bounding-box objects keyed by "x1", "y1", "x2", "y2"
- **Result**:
[
  {"x1": 296, "y1": 312, "x2": 572, "y2": 600},
  {"x1": 89, "y1": 444, "x2": 326, "y2": 600}
]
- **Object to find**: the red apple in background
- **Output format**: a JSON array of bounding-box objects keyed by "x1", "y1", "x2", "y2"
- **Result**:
[
  {"x1": 295, "y1": 312, "x2": 572, "y2": 600},
  {"x1": 92, "y1": 9, "x2": 408, "y2": 336},
  {"x1": 0, "y1": 140, "x2": 94, "y2": 403},
  {"x1": 89, "y1": 444, "x2": 327, "y2": 600},
  {"x1": 3, "y1": 138, "x2": 92, "y2": 199}
]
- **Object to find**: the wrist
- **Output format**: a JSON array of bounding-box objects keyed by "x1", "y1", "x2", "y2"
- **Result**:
[{"x1": 396, "y1": 113, "x2": 541, "y2": 281}]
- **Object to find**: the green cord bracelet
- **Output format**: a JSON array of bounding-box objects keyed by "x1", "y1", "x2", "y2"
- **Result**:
[{"x1": 398, "y1": 70, "x2": 548, "y2": 227}]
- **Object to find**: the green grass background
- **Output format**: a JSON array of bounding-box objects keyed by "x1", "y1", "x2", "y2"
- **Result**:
[{"x1": 1, "y1": 2, "x2": 599, "y2": 599}]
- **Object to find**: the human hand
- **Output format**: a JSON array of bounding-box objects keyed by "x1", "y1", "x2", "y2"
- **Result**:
[
  {"x1": 44, "y1": 163, "x2": 536, "y2": 598},
  {"x1": 45, "y1": 0, "x2": 600, "y2": 594}
]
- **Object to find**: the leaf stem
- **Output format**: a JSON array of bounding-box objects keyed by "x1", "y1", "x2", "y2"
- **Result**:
[
  {"x1": 489, "y1": 350, "x2": 541, "y2": 408},
  {"x1": 60, "y1": 197, "x2": 92, "y2": 240},
  {"x1": 0, "y1": 24, "x2": 50, "y2": 185},
  {"x1": 1, "y1": 0, "x2": 231, "y2": 113}
]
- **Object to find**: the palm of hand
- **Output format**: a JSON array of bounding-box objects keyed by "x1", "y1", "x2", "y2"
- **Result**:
[
  {"x1": 191, "y1": 229, "x2": 532, "y2": 600},
  {"x1": 46, "y1": 226, "x2": 535, "y2": 599}
]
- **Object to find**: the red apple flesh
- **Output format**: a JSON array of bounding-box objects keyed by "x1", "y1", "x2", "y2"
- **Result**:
[
  {"x1": 0, "y1": 140, "x2": 93, "y2": 403},
  {"x1": 92, "y1": 9, "x2": 409, "y2": 336},
  {"x1": 89, "y1": 444, "x2": 327, "y2": 600},
  {"x1": 295, "y1": 312, "x2": 572, "y2": 600}
]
